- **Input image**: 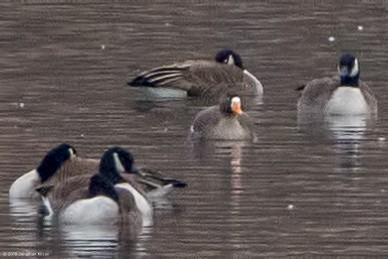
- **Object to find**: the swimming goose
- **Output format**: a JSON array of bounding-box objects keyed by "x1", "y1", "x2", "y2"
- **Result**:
[
  {"x1": 9, "y1": 143, "x2": 76, "y2": 199},
  {"x1": 128, "y1": 49, "x2": 263, "y2": 99},
  {"x1": 189, "y1": 94, "x2": 256, "y2": 140},
  {"x1": 297, "y1": 54, "x2": 377, "y2": 117},
  {"x1": 37, "y1": 147, "x2": 154, "y2": 226},
  {"x1": 39, "y1": 173, "x2": 142, "y2": 226},
  {"x1": 42, "y1": 149, "x2": 187, "y2": 200}
]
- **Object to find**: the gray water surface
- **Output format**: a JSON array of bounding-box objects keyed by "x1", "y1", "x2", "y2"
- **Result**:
[{"x1": 0, "y1": 1, "x2": 388, "y2": 258}]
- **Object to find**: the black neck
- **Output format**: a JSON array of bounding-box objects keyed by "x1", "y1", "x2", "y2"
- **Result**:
[
  {"x1": 37, "y1": 156, "x2": 62, "y2": 183},
  {"x1": 89, "y1": 174, "x2": 119, "y2": 202},
  {"x1": 340, "y1": 75, "x2": 359, "y2": 87}
]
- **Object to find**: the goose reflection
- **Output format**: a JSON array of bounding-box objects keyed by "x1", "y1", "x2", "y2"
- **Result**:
[
  {"x1": 299, "y1": 114, "x2": 376, "y2": 172},
  {"x1": 190, "y1": 138, "x2": 246, "y2": 212},
  {"x1": 325, "y1": 115, "x2": 374, "y2": 171},
  {"x1": 9, "y1": 199, "x2": 42, "y2": 220},
  {"x1": 57, "y1": 223, "x2": 151, "y2": 258}
]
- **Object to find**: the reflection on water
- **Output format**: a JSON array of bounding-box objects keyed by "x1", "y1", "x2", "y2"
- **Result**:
[
  {"x1": 9, "y1": 199, "x2": 41, "y2": 219},
  {"x1": 299, "y1": 114, "x2": 376, "y2": 172},
  {"x1": 60, "y1": 225, "x2": 121, "y2": 258},
  {"x1": 327, "y1": 115, "x2": 371, "y2": 171}
]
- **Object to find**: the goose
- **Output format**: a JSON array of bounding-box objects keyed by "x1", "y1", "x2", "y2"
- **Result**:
[
  {"x1": 42, "y1": 149, "x2": 187, "y2": 200},
  {"x1": 9, "y1": 143, "x2": 76, "y2": 199},
  {"x1": 128, "y1": 49, "x2": 263, "y2": 99},
  {"x1": 297, "y1": 54, "x2": 377, "y2": 117},
  {"x1": 37, "y1": 147, "x2": 154, "y2": 226},
  {"x1": 39, "y1": 173, "x2": 142, "y2": 226},
  {"x1": 189, "y1": 94, "x2": 256, "y2": 140}
]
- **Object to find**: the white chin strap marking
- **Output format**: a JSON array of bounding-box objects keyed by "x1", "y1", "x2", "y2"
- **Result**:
[
  {"x1": 113, "y1": 153, "x2": 125, "y2": 174},
  {"x1": 350, "y1": 58, "x2": 359, "y2": 77},
  {"x1": 227, "y1": 55, "x2": 235, "y2": 65},
  {"x1": 69, "y1": 148, "x2": 76, "y2": 159}
]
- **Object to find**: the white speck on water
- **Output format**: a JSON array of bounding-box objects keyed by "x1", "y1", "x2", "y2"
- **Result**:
[
  {"x1": 164, "y1": 128, "x2": 168, "y2": 132},
  {"x1": 165, "y1": 22, "x2": 171, "y2": 27},
  {"x1": 287, "y1": 204, "x2": 294, "y2": 210},
  {"x1": 80, "y1": 134, "x2": 85, "y2": 138},
  {"x1": 328, "y1": 36, "x2": 335, "y2": 42},
  {"x1": 381, "y1": 189, "x2": 385, "y2": 193},
  {"x1": 357, "y1": 25, "x2": 363, "y2": 31},
  {"x1": 18, "y1": 103, "x2": 24, "y2": 108},
  {"x1": 378, "y1": 137, "x2": 386, "y2": 142},
  {"x1": 101, "y1": 44, "x2": 105, "y2": 50}
]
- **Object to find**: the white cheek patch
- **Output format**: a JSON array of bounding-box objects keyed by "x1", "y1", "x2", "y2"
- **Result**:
[
  {"x1": 350, "y1": 58, "x2": 359, "y2": 77},
  {"x1": 113, "y1": 153, "x2": 125, "y2": 173},
  {"x1": 227, "y1": 55, "x2": 235, "y2": 65},
  {"x1": 69, "y1": 148, "x2": 76, "y2": 158}
]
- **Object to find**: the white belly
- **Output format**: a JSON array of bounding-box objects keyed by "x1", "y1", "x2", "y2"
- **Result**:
[
  {"x1": 115, "y1": 183, "x2": 153, "y2": 227},
  {"x1": 60, "y1": 197, "x2": 119, "y2": 225},
  {"x1": 325, "y1": 87, "x2": 369, "y2": 115}
]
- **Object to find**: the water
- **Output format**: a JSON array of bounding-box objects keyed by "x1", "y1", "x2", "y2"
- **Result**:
[{"x1": 1, "y1": 1, "x2": 388, "y2": 257}]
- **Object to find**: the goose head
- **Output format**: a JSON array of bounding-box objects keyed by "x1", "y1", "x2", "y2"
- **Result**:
[
  {"x1": 220, "y1": 95, "x2": 244, "y2": 116},
  {"x1": 215, "y1": 49, "x2": 244, "y2": 70},
  {"x1": 338, "y1": 54, "x2": 360, "y2": 87},
  {"x1": 37, "y1": 143, "x2": 77, "y2": 183},
  {"x1": 99, "y1": 147, "x2": 140, "y2": 184}
]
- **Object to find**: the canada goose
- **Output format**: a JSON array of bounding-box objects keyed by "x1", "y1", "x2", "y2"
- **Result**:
[
  {"x1": 189, "y1": 94, "x2": 256, "y2": 140},
  {"x1": 38, "y1": 147, "x2": 154, "y2": 226},
  {"x1": 9, "y1": 143, "x2": 76, "y2": 199},
  {"x1": 42, "y1": 150, "x2": 187, "y2": 200},
  {"x1": 128, "y1": 49, "x2": 263, "y2": 99},
  {"x1": 297, "y1": 54, "x2": 377, "y2": 117},
  {"x1": 39, "y1": 173, "x2": 142, "y2": 226}
]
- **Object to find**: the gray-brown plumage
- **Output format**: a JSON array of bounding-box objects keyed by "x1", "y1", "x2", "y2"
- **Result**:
[
  {"x1": 37, "y1": 147, "x2": 150, "y2": 226},
  {"x1": 9, "y1": 143, "x2": 76, "y2": 199},
  {"x1": 129, "y1": 49, "x2": 263, "y2": 99},
  {"x1": 41, "y1": 157, "x2": 99, "y2": 188},
  {"x1": 190, "y1": 94, "x2": 256, "y2": 140},
  {"x1": 122, "y1": 168, "x2": 187, "y2": 199},
  {"x1": 40, "y1": 156, "x2": 187, "y2": 200},
  {"x1": 39, "y1": 174, "x2": 142, "y2": 227},
  {"x1": 297, "y1": 54, "x2": 377, "y2": 118}
]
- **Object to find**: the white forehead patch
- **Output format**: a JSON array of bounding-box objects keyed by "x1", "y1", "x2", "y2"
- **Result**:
[
  {"x1": 350, "y1": 58, "x2": 359, "y2": 77},
  {"x1": 227, "y1": 55, "x2": 235, "y2": 65},
  {"x1": 231, "y1": 96, "x2": 241, "y2": 105},
  {"x1": 113, "y1": 152, "x2": 125, "y2": 173}
]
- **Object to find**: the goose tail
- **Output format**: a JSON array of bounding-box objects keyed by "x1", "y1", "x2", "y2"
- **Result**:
[{"x1": 128, "y1": 65, "x2": 189, "y2": 88}]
